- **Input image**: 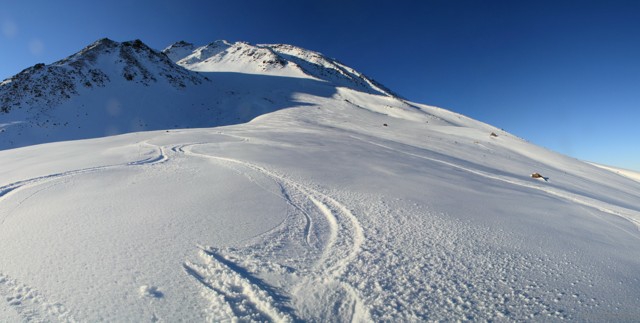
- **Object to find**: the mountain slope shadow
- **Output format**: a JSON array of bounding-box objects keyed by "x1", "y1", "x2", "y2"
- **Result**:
[
  {"x1": 197, "y1": 71, "x2": 338, "y2": 124},
  {"x1": 0, "y1": 71, "x2": 338, "y2": 150}
]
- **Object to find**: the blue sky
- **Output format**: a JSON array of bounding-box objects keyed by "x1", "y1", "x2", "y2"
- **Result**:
[{"x1": 1, "y1": 0, "x2": 639, "y2": 170}]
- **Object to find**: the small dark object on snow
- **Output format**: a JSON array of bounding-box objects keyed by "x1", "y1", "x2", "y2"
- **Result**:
[
  {"x1": 383, "y1": 123, "x2": 388, "y2": 127},
  {"x1": 531, "y1": 172, "x2": 549, "y2": 181},
  {"x1": 490, "y1": 132, "x2": 498, "y2": 137}
]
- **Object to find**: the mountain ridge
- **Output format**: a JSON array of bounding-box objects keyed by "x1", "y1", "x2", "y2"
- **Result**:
[
  {"x1": 0, "y1": 38, "x2": 206, "y2": 114},
  {"x1": 164, "y1": 40, "x2": 398, "y2": 97},
  {"x1": 1, "y1": 38, "x2": 406, "y2": 150}
]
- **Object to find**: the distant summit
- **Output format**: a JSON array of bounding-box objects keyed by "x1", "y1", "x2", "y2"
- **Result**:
[{"x1": 163, "y1": 40, "x2": 398, "y2": 97}]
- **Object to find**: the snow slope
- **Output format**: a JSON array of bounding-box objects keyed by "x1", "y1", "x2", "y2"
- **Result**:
[
  {"x1": 591, "y1": 163, "x2": 640, "y2": 183},
  {"x1": 163, "y1": 40, "x2": 397, "y2": 96},
  {"x1": 1, "y1": 39, "x2": 640, "y2": 321}
]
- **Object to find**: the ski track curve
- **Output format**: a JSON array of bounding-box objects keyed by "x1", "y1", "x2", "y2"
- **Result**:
[
  {"x1": 176, "y1": 141, "x2": 316, "y2": 250},
  {"x1": 0, "y1": 141, "x2": 168, "y2": 230},
  {"x1": 351, "y1": 135, "x2": 640, "y2": 230},
  {"x1": 0, "y1": 141, "x2": 167, "y2": 206},
  {"x1": 178, "y1": 142, "x2": 369, "y2": 322}
]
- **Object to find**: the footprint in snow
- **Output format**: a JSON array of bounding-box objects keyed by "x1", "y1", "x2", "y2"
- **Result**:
[{"x1": 139, "y1": 285, "x2": 163, "y2": 298}]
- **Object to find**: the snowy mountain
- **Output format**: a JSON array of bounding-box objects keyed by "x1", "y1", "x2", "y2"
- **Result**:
[
  {"x1": 163, "y1": 40, "x2": 397, "y2": 96},
  {"x1": 0, "y1": 38, "x2": 399, "y2": 150},
  {"x1": 1, "y1": 39, "x2": 640, "y2": 321},
  {"x1": 0, "y1": 38, "x2": 211, "y2": 149},
  {"x1": 1, "y1": 38, "x2": 206, "y2": 112}
]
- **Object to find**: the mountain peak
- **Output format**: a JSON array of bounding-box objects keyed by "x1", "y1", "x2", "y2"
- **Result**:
[
  {"x1": 93, "y1": 37, "x2": 118, "y2": 46},
  {"x1": 64, "y1": 37, "x2": 120, "y2": 63},
  {"x1": 169, "y1": 40, "x2": 193, "y2": 47},
  {"x1": 1, "y1": 38, "x2": 206, "y2": 115},
  {"x1": 162, "y1": 40, "x2": 196, "y2": 61}
]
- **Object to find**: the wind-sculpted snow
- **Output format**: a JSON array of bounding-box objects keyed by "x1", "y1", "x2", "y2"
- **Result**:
[{"x1": 2, "y1": 37, "x2": 424, "y2": 151}]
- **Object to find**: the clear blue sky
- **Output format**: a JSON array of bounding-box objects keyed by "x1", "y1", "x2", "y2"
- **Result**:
[{"x1": 1, "y1": 0, "x2": 639, "y2": 170}]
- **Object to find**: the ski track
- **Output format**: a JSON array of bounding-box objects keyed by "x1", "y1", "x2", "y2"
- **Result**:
[
  {"x1": 10, "y1": 134, "x2": 615, "y2": 321},
  {"x1": 279, "y1": 181, "x2": 314, "y2": 248},
  {"x1": 0, "y1": 136, "x2": 368, "y2": 321},
  {"x1": 3, "y1": 134, "x2": 631, "y2": 321},
  {"x1": 0, "y1": 141, "x2": 167, "y2": 206},
  {"x1": 350, "y1": 135, "x2": 640, "y2": 230},
  {"x1": 179, "y1": 142, "x2": 369, "y2": 321},
  {"x1": 183, "y1": 249, "x2": 298, "y2": 322},
  {"x1": 0, "y1": 141, "x2": 169, "y2": 320},
  {"x1": 126, "y1": 142, "x2": 169, "y2": 165},
  {"x1": 178, "y1": 141, "x2": 315, "y2": 249},
  {"x1": 0, "y1": 273, "x2": 76, "y2": 323}
]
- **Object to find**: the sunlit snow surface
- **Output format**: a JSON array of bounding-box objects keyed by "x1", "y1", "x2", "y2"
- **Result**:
[
  {"x1": 1, "y1": 39, "x2": 640, "y2": 321},
  {"x1": 1, "y1": 85, "x2": 639, "y2": 321}
]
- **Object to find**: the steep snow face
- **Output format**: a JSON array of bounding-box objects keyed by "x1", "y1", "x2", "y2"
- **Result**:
[
  {"x1": 265, "y1": 43, "x2": 398, "y2": 97},
  {"x1": 165, "y1": 40, "x2": 396, "y2": 96},
  {"x1": 172, "y1": 40, "x2": 233, "y2": 65},
  {"x1": 168, "y1": 41, "x2": 291, "y2": 75}
]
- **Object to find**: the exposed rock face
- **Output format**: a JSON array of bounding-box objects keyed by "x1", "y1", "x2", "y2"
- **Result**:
[{"x1": 1, "y1": 38, "x2": 206, "y2": 114}]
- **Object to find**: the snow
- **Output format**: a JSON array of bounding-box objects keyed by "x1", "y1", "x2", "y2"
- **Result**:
[
  {"x1": 591, "y1": 163, "x2": 640, "y2": 183},
  {"x1": 1, "y1": 39, "x2": 640, "y2": 321},
  {"x1": 161, "y1": 40, "x2": 196, "y2": 62}
]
